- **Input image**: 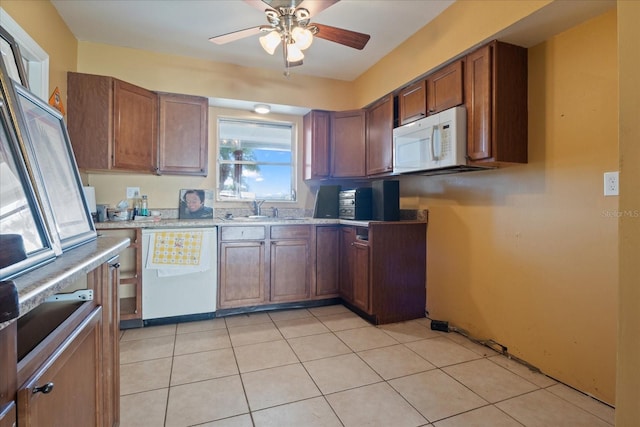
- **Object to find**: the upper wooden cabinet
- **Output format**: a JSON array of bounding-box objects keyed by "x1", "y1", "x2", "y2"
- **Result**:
[
  {"x1": 366, "y1": 95, "x2": 394, "y2": 176},
  {"x1": 68, "y1": 73, "x2": 158, "y2": 173},
  {"x1": 426, "y1": 60, "x2": 463, "y2": 115},
  {"x1": 465, "y1": 41, "x2": 528, "y2": 165},
  {"x1": 158, "y1": 93, "x2": 209, "y2": 176},
  {"x1": 303, "y1": 110, "x2": 331, "y2": 180},
  {"x1": 398, "y1": 80, "x2": 426, "y2": 125},
  {"x1": 331, "y1": 109, "x2": 367, "y2": 178},
  {"x1": 67, "y1": 72, "x2": 209, "y2": 175}
]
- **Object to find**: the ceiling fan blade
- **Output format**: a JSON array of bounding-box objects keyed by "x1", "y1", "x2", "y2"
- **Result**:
[
  {"x1": 313, "y1": 23, "x2": 370, "y2": 50},
  {"x1": 298, "y1": 0, "x2": 339, "y2": 17},
  {"x1": 209, "y1": 26, "x2": 263, "y2": 45}
]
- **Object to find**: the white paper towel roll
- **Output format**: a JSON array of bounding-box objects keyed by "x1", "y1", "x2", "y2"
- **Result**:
[{"x1": 82, "y1": 186, "x2": 97, "y2": 213}]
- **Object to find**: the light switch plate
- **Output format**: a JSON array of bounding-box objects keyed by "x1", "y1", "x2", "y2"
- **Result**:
[
  {"x1": 604, "y1": 172, "x2": 619, "y2": 196},
  {"x1": 126, "y1": 187, "x2": 140, "y2": 199}
]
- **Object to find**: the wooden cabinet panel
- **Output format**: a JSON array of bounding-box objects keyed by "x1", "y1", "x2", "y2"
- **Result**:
[
  {"x1": 465, "y1": 41, "x2": 528, "y2": 165},
  {"x1": 366, "y1": 95, "x2": 394, "y2": 176},
  {"x1": 338, "y1": 227, "x2": 355, "y2": 301},
  {"x1": 427, "y1": 60, "x2": 463, "y2": 115},
  {"x1": 331, "y1": 110, "x2": 366, "y2": 178},
  {"x1": 315, "y1": 226, "x2": 340, "y2": 297},
  {"x1": 303, "y1": 110, "x2": 331, "y2": 180},
  {"x1": 112, "y1": 80, "x2": 158, "y2": 172},
  {"x1": 398, "y1": 80, "x2": 426, "y2": 125},
  {"x1": 270, "y1": 240, "x2": 310, "y2": 302},
  {"x1": 351, "y1": 241, "x2": 370, "y2": 312},
  {"x1": 220, "y1": 226, "x2": 266, "y2": 241},
  {"x1": 158, "y1": 93, "x2": 209, "y2": 176},
  {"x1": 218, "y1": 242, "x2": 266, "y2": 308},
  {"x1": 17, "y1": 308, "x2": 101, "y2": 427}
]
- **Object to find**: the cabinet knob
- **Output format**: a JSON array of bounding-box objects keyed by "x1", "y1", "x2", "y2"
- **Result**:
[
  {"x1": 32, "y1": 382, "x2": 54, "y2": 394},
  {"x1": 110, "y1": 262, "x2": 121, "y2": 269}
]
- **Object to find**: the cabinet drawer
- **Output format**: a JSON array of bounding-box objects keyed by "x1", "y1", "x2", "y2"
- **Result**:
[
  {"x1": 270, "y1": 225, "x2": 311, "y2": 239},
  {"x1": 220, "y1": 226, "x2": 266, "y2": 241}
]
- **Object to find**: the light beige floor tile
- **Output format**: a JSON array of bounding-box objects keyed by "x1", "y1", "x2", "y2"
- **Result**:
[
  {"x1": 173, "y1": 328, "x2": 231, "y2": 355},
  {"x1": 546, "y1": 383, "x2": 615, "y2": 424},
  {"x1": 275, "y1": 316, "x2": 330, "y2": 338},
  {"x1": 444, "y1": 332, "x2": 500, "y2": 357},
  {"x1": 224, "y1": 312, "x2": 273, "y2": 328},
  {"x1": 241, "y1": 363, "x2": 321, "y2": 411},
  {"x1": 390, "y1": 370, "x2": 487, "y2": 422},
  {"x1": 326, "y1": 382, "x2": 427, "y2": 427},
  {"x1": 234, "y1": 339, "x2": 299, "y2": 373},
  {"x1": 443, "y1": 358, "x2": 539, "y2": 403},
  {"x1": 176, "y1": 317, "x2": 227, "y2": 334},
  {"x1": 119, "y1": 388, "x2": 168, "y2": 427},
  {"x1": 308, "y1": 304, "x2": 351, "y2": 316},
  {"x1": 304, "y1": 353, "x2": 382, "y2": 394},
  {"x1": 228, "y1": 322, "x2": 283, "y2": 347},
  {"x1": 496, "y1": 389, "x2": 612, "y2": 427},
  {"x1": 165, "y1": 375, "x2": 248, "y2": 427},
  {"x1": 171, "y1": 347, "x2": 238, "y2": 386},
  {"x1": 120, "y1": 357, "x2": 172, "y2": 395},
  {"x1": 198, "y1": 414, "x2": 253, "y2": 427},
  {"x1": 268, "y1": 308, "x2": 312, "y2": 322},
  {"x1": 317, "y1": 312, "x2": 371, "y2": 331},
  {"x1": 287, "y1": 332, "x2": 352, "y2": 361},
  {"x1": 120, "y1": 335, "x2": 175, "y2": 364},
  {"x1": 358, "y1": 344, "x2": 436, "y2": 380},
  {"x1": 253, "y1": 396, "x2": 343, "y2": 427},
  {"x1": 335, "y1": 326, "x2": 399, "y2": 351},
  {"x1": 379, "y1": 319, "x2": 442, "y2": 343},
  {"x1": 488, "y1": 355, "x2": 557, "y2": 388},
  {"x1": 120, "y1": 324, "x2": 176, "y2": 341},
  {"x1": 433, "y1": 405, "x2": 522, "y2": 427},
  {"x1": 404, "y1": 337, "x2": 482, "y2": 367}
]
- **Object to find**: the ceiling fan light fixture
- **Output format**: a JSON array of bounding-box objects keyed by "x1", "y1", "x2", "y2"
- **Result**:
[
  {"x1": 286, "y1": 42, "x2": 304, "y2": 62},
  {"x1": 292, "y1": 26, "x2": 313, "y2": 50},
  {"x1": 259, "y1": 31, "x2": 281, "y2": 55},
  {"x1": 253, "y1": 104, "x2": 271, "y2": 114}
]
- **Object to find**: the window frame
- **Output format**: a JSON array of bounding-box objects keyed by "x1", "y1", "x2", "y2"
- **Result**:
[{"x1": 216, "y1": 116, "x2": 297, "y2": 203}]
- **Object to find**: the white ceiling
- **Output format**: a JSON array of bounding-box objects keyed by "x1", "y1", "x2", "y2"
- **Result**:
[{"x1": 51, "y1": 0, "x2": 455, "y2": 82}]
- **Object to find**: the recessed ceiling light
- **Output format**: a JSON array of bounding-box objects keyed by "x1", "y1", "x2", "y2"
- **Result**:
[{"x1": 254, "y1": 104, "x2": 271, "y2": 114}]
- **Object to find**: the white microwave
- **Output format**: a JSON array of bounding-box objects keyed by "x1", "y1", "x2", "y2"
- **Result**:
[{"x1": 393, "y1": 106, "x2": 467, "y2": 174}]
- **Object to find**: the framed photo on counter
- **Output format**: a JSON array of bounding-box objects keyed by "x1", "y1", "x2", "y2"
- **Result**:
[
  {"x1": 179, "y1": 189, "x2": 214, "y2": 219},
  {"x1": 7, "y1": 80, "x2": 96, "y2": 251}
]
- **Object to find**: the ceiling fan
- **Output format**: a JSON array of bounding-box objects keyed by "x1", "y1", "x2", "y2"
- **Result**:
[{"x1": 209, "y1": 0, "x2": 371, "y2": 72}]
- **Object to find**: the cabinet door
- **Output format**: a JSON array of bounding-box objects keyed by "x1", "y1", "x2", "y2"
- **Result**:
[
  {"x1": 112, "y1": 79, "x2": 158, "y2": 172},
  {"x1": 315, "y1": 226, "x2": 340, "y2": 296},
  {"x1": 158, "y1": 93, "x2": 209, "y2": 176},
  {"x1": 465, "y1": 44, "x2": 492, "y2": 162},
  {"x1": 339, "y1": 227, "x2": 355, "y2": 302},
  {"x1": 218, "y1": 241, "x2": 266, "y2": 308},
  {"x1": 331, "y1": 110, "x2": 366, "y2": 178},
  {"x1": 17, "y1": 308, "x2": 101, "y2": 427},
  {"x1": 303, "y1": 110, "x2": 331, "y2": 180},
  {"x1": 270, "y1": 239, "x2": 310, "y2": 302},
  {"x1": 366, "y1": 95, "x2": 394, "y2": 176},
  {"x1": 427, "y1": 60, "x2": 463, "y2": 115},
  {"x1": 351, "y1": 241, "x2": 370, "y2": 313},
  {"x1": 398, "y1": 80, "x2": 426, "y2": 125}
]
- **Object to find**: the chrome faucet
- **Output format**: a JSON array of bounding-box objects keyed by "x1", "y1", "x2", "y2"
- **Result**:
[{"x1": 252, "y1": 200, "x2": 265, "y2": 216}]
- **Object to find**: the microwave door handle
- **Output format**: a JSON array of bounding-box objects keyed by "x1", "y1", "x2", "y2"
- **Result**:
[{"x1": 430, "y1": 125, "x2": 438, "y2": 160}]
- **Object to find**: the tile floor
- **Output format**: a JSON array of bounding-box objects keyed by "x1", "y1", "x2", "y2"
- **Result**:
[{"x1": 119, "y1": 304, "x2": 614, "y2": 427}]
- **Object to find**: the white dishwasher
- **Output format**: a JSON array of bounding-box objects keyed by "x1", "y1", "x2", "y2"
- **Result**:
[{"x1": 142, "y1": 227, "x2": 217, "y2": 322}]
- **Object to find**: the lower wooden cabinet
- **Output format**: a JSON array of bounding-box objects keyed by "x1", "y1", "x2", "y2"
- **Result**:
[
  {"x1": 314, "y1": 226, "x2": 340, "y2": 297},
  {"x1": 270, "y1": 229, "x2": 311, "y2": 302},
  {"x1": 219, "y1": 240, "x2": 266, "y2": 308}
]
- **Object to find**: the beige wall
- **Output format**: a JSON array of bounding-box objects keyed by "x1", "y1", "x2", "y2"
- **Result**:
[
  {"x1": 404, "y1": 10, "x2": 618, "y2": 404},
  {"x1": 615, "y1": 1, "x2": 640, "y2": 424},
  {"x1": 4, "y1": 0, "x2": 635, "y2": 412}
]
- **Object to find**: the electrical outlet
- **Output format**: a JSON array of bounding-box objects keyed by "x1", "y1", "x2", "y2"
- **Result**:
[
  {"x1": 126, "y1": 187, "x2": 140, "y2": 199},
  {"x1": 604, "y1": 172, "x2": 619, "y2": 196}
]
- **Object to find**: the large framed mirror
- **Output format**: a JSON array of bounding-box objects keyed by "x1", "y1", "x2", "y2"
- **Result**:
[{"x1": 0, "y1": 73, "x2": 55, "y2": 280}]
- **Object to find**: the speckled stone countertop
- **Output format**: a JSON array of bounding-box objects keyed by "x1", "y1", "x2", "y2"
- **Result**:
[{"x1": 0, "y1": 235, "x2": 129, "y2": 331}]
